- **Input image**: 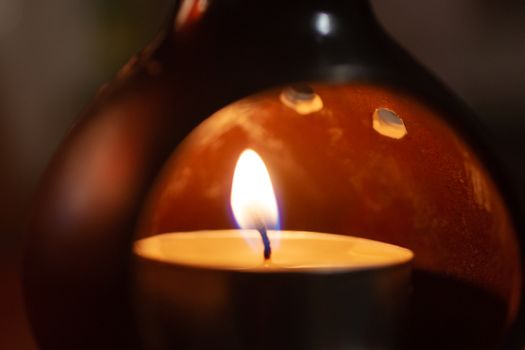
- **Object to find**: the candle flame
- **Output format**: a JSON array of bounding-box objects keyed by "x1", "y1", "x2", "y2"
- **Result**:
[{"x1": 230, "y1": 149, "x2": 280, "y2": 248}]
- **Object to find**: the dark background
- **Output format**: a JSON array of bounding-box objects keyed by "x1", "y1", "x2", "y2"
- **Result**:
[{"x1": 1, "y1": 1, "x2": 524, "y2": 348}]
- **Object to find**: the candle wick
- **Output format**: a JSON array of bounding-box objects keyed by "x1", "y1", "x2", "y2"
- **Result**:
[{"x1": 257, "y1": 225, "x2": 271, "y2": 261}]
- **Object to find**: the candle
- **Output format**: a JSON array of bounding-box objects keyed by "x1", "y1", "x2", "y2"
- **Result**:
[
  {"x1": 136, "y1": 230, "x2": 412, "y2": 271},
  {"x1": 133, "y1": 149, "x2": 413, "y2": 350}
]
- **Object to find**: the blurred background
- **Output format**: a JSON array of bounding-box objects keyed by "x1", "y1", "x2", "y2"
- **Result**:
[{"x1": 1, "y1": 0, "x2": 524, "y2": 348}]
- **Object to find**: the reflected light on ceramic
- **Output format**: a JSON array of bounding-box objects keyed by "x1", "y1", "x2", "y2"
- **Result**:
[
  {"x1": 56, "y1": 113, "x2": 141, "y2": 229},
  {"x1": 175, "y1": 0, "x2": 209, "y2": 29},
  {"x1": 314, "y1": 12, "x2": 334, "y2": 36},
  {"x1": 230, "y1": 149, "x2": 280, "y2": 248}
]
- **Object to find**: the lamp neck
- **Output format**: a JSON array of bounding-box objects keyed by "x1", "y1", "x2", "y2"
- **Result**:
[
  {"x1": 170, "y1": 0, "x2": 377, "y2": 41},
  {"x1": 159, "y1": 0, "x2": 387, "y2": 122}
]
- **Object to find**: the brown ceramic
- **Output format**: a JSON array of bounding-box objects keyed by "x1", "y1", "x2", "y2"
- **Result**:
[
  {"x1": 22, "y1": 1, "x2": 525, "y2": 348},
  {"x1": 136, "y1": 83, "x2": 522, "y2": 349}
]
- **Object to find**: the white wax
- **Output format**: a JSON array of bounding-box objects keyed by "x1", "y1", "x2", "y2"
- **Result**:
[{"x1": 134, "y1": 230, "x2": 413, "y2": 272}]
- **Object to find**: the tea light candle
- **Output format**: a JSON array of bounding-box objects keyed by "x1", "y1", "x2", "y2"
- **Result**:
[
  {"x1": 135, "y1": 230, "x2": 412, "y2": 272},
  {"x1": 133, "y1": 149, "x2": 414, "y2": 350}
]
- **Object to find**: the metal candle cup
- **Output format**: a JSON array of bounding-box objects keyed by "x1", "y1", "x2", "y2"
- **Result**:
[{"x1": 133, "y1": 230, "x2": 413, "y2": 350}]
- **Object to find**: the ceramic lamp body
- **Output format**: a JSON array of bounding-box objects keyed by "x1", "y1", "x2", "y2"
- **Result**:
[
  {"x1": 137, "y1": 82, "x2": 521, "y2": 349},
  {"x1": 22, "y1": 1, "x2": 524, "y2": 349}
]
